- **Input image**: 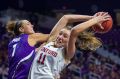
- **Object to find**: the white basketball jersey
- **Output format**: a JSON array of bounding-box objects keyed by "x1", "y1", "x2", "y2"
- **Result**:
[{"x1": 28, "y1": 42, "x2": 69, "y2": 79}]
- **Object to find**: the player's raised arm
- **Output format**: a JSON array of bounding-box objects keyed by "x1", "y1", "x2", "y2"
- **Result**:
[
  {"x1": 47, "y1": 14, "x2": 93, "y2": 42},
  {"x1": 66, "y1": 12, "x2": 110, "y2": 59}
]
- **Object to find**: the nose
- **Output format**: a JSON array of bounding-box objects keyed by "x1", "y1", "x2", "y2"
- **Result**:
[
  {"x1": 59, "y1": 35, "x2": 63, "y2": 40},
  {"x1": 31, "y1": 24, "x2": 34, "y2": 27}
]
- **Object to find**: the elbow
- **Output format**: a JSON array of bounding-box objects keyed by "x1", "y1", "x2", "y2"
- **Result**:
[
  {"x1": 62, "y1": 14, "x2": 75, "y2": 23},
  {"x1": 63, "y1": 15, "x2": 71, "y2": 21}
]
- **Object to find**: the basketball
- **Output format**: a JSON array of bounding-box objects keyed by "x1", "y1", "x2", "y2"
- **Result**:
[{"x1": 92, "y1": 13, "x2": 113, "y2": 33}]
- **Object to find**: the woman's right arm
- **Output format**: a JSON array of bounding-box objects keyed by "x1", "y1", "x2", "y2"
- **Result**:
[
  {"x1": 28, "y1": 33, "x2": 49, "y2": 46},
  {"x1": 66, "y1": 13, "x2": 110, "y2": 60}
]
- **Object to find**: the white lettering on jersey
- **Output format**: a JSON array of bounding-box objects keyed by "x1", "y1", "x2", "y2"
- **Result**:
[{"x1": 11, "y1": 37, "x2": 20, "y2": 43}]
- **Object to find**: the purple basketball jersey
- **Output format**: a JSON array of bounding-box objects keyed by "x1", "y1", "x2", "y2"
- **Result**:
[{"x1": 8, "y1": 34, "x2": 35, "y2": 79}]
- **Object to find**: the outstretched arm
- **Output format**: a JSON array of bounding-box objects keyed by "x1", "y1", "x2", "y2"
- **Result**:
[
  {"x1": 28, "y1": 14, "x2": 93, "y2": 47},
  {"x1": 66, "y1": 12, "x2": 110, "y2": 59},
  {"x1": 28, "y1": 33, "x2": 49, "y2": 46},
  {"x1": 47, "y1": 14, "x2": 93, "y2": 42}
]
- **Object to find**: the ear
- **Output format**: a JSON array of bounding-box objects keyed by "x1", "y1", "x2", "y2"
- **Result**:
[{"x1": 19, "y1": 27, "x2": 24, "y2": 33}]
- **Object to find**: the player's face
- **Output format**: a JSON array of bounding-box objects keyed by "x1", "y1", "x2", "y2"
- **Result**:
[
  {"x1": 55, "y1": 29, "x2": 70, "y2": 48},
  {"x1": 20, "y1": 20, "x2": 35, "y2": 34}
]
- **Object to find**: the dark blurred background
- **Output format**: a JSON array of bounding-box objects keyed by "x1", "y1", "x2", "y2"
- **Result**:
[{"x1": 0, "y1": 0, "x2": 120, "y2": 79}]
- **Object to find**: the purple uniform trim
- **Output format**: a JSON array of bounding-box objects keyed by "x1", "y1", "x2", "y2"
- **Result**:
[{"x1": 8, "y1": 34, "x2": 36, "y2": 79}]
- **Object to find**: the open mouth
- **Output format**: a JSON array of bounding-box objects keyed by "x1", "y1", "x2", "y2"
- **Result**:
[
  {"x1": 58, "y1": 39, "x2": 62, "y2": 43},
  {"x1": 56, "y1": 40, "x2": 63, "y2": 47},
  {"x1": 57, "y1": 41, "x2": 62, "y2": 45}
]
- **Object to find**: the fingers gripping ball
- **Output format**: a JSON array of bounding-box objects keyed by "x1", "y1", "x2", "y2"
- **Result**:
[{"x1": 92, "y1": 12, "x2": 113, "y2": 33}]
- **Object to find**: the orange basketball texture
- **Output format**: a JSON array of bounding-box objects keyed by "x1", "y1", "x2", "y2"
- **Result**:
[{"x1": 92, "y1": 14, "x2": 113, "y2": 33}]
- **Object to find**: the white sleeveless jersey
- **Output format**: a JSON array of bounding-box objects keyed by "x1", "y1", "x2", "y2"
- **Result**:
[{"x1": 28, "y1": 42, "x2": 69, "y2": 79}]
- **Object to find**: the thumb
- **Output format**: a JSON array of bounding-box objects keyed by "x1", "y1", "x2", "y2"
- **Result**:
[{"x1": 98, "y1": 23, "x2": 104, "y2": 29}]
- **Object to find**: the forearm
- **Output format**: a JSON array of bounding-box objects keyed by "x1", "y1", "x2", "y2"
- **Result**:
[
  {"x1": 29, "y1": 33, "x2": 49, "y2": 46},
  {"x1": 66, "y1": 36, "x2": 76, "y2": 60},
  {"x1": 36, "y1": 33, "x2": 49, "y2": 42},
  {"x1": 64, "y1": 14, "x2": 93, "y2": 23},
  {"x1": 65, "y1": 18, "x2": 97, "y2": 59},
  {"x1": 71, "y1": 17, "x2": 98, "y2": 36}
]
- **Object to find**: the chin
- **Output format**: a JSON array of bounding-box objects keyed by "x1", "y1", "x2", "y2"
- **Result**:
[
  {"x1": 58, "y1": 44, "x2": 64, "y2": 48},
  {"x1": 55, "y1": 44, "x2": 62, "y2": 48}
]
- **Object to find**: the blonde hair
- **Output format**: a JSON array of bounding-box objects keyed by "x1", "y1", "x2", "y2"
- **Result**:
[
  {"x1": 64, "y1": 24, "x2": 72, "y2": 30},
  {"x1": 6, "y1": 21, "x2": 16, "y2": 33},
  {"x1": 59, "y1": 24, "x2": 102, "y2": 51},
  {"x1": 63, "y1": 25, "x2": 102, "y2": 51},
  {"x1": 6, "y1": 20, "x2": 23, "y2": 36},
  {"x1": 76, "y1": 31, "x2": 102, "y2": 51}
]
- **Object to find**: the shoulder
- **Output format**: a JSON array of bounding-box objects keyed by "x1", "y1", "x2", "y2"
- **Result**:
[
  {"x1": 19, "y1": 34, "x2": 29, "y2": 42},
  {"x1": 19, "y1": 34, "x2": 29, "y2": 39}
]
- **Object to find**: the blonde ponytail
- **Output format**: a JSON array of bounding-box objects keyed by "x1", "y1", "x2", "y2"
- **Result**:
[
  {"x1": 6, "y1": 21, "x2": 17, "y2": 34},
  {"x1": 76, "y1": 31, "x2": 102, "y2": 51}
]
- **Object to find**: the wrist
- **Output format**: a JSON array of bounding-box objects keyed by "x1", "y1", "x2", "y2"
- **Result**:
[
  {"x1": 83, "y1": 15, "x2": 94, "y2": 20},
  {"x1": 89, "y1": 16, "x2": 94, "y2": 19}
]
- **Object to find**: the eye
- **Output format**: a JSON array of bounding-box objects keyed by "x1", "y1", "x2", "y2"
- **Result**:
[
  {"x1": 27, "y1": 21, "x2": 32, "y2": 25},
  {"x1": 64, "y1": 34, "x2": 68, "y2": 38},
  {"x1": 28, "y1": 23, "x2": 31, "y2": 25}
]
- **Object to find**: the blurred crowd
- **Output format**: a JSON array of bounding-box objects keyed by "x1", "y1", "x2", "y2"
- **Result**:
[
  {"x1": 0, "y1": 9, "x2": 120, "y2": 79},
  {"x1": 61, "y1": 50, "x2": 120, "y2": 79}
]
